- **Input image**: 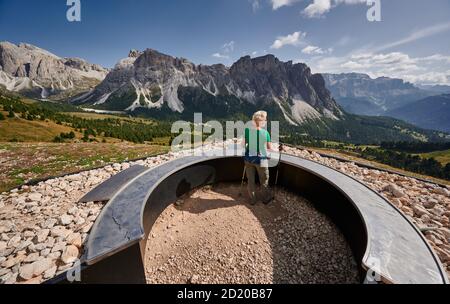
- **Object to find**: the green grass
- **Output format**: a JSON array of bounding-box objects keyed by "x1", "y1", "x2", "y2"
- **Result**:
[
  {"x1": 0, "y1": 111, "x2": 78, "y2": 142},
  {"x1": 418, "y1": 149, "x2": 450, "y2": 165},
  {"x1": 0, "y1": 142, "x2": 169, "y2": 192}
]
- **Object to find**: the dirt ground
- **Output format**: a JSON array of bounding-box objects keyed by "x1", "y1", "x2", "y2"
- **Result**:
[{"x1": 145, "y1": 183, "x2": 360, "y2": 284}]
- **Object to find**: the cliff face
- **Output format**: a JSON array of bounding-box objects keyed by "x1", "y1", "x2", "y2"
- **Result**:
[{"x1": 0, "y1": 42, "x2": 108, "y2": 100}]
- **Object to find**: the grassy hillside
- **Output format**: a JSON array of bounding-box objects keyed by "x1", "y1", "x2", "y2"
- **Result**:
[
  {"x1": 0, "y1": 142, "x2": 169, "y2": 192},
  {"x1": 0, "y1": 92, "x2": 173, "y2": 144},
  {"x1": 418, "y1": 150, "x2": 450, "y2": 166},
  {"x1": 0, "y1": 110, "x2": 78, "y2": 142}
]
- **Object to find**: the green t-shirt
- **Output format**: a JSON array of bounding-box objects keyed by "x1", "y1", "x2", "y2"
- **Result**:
[{"x1": 245, "y1": 127, "x2": 271, "y2": 157}]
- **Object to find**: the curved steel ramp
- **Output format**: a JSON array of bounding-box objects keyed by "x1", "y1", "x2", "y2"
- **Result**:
[{"x1": 57, "y1": 149, "x2": 448, "y2": 284}]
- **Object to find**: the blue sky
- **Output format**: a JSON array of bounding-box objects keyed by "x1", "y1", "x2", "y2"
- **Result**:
[{"x1": 1, "y1": 0, "x2": 450, "y2": 84}]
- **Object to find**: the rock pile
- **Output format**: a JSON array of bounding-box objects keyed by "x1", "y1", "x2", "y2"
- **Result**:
[{"x1": 284, "y1": 146, "x2": 450, "y2": 279}]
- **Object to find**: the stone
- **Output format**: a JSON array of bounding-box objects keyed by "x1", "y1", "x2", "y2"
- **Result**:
[
  {"x1": 67, "y1": 207, "x2": 79, "y2": 216},
  {"x1": 18, "y1": 263, "x2": 34, "y2": 280},
  {"x1": 439, "y1": 228, "x2": 450, "y2": 241},
  {"x1": 20, "y1": 275, "x2": 42, "y2": 284},
  {"x1": 59, "y1": 214, "x2": 73, "y2": 226},
  {"x1": 41, "y1": 218, "x2": 57, "y2": 229},
  {"x1": 61, "y1": 245, "x2": 79, "y2": 264},
  {"x1": 66, "y1": 232, "x2": 82, "y2": 248},
  {"x1": 423, "y1": 199, "x2": 438, "y2": 209},
  {"x1": 0, "y1": 267, "x2": 11, "y2": 276},
  {"x1": 429, "y1": 206, "x2": 445, "y2": 217},
  {"x1": 43, "y1": 265, "x2": 57, "y2": 279},
  {"x1": 1, "y1": 256, "x2": 18, "y2": 268},
  {"x1": 40, "y1": 248, "x2": 51, "y2": 257},
  {"x1": 412, "y1": 205, "x2": 428, "y2": 217},
  {"x1": 0, "y1": 248, "x2": 14, "y2": 258},
  {"x1": 189, "y1": 274, "x2": 199, "y2": 284},
  {"x1": 32, "y1": 258, "x2": 54, "y2": 276},
  {"x1": 1, "y1": 271, "x2": 17, "y2": 284},
  {"x1": 14, "y1": 240, "x2": 32, "y2": 253},
  {"x1": 50, "y1": 226, "x2": 70, "y2": 238},
  {"x1": 27, "y1": 193, "x2": 42, "y2": 202},
  {"x1": 0, "y1": 241, "x2": 6, "y2": 251},
  {"x1": 24, "y1": 252, "x2": 40, "y2": 263},
  {"x1": 33, "y1": 229, "x2": 50, "y2": 243},
  {"x1": 7, "y1": 235, "x2": 21, "y2": 248},
  {"x1": 384, "y1": 184, "x2": 405, "y2": 198},
  {"x1": 22, "y1": 230, "x2": 35, "y2": 238},
  {"x1": 51, "y1": 242, "x2": 67, "y2": 253},
  {"x1": 47, "y1": 251, "x2": 61, "y2": 260}
]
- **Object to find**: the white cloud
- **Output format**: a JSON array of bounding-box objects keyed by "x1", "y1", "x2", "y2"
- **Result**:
[
  {"x1": 212, "y1": 53, "x2": 229, "y2": 59},
  {"x1": 303, "y1": 0, "x2": 332, "y2": 17},
  {"x1": 271, "y1": 0, "x2": 302, "y2": 10},
  {"x1": 308, "y1": 51, "x2": 450, "y2": 85},
  {"x1": 250, "y1": 0, "x2": 261, "y2": 12},
  {"x1": 271, "y1": 31, "x2": 306, "y2": 49},
  {"x1": 212, "y1": 41, "x2": 235, "y2": 60},
  {"x1": 303, "y1": 0, "x2": 366, "y2": 18},
  {"x1": 302, "y1": 45, "x2": 332, "y2": 55},
  {"x1": 375, "y1": 22, "x2": 450, "y2": 52},
  {"x1": 222, "y1": 41, "x2": 235, "y2": 53}
]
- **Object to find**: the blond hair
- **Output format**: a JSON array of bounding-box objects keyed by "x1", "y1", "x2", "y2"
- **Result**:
[{"x1": 252, "y1": 111, "x2": 267, "y2": 122}]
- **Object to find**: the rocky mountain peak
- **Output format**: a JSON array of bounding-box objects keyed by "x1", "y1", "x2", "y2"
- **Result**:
[
  {"x1": 0, "y1": 41, "x2": 107, "y2": 100},
  {"x1": 128, "y1": 49, "x2": 142, "y2": 58},
  {"x1": 73, "y1": 48, "x2": 342, "y2": 125}
]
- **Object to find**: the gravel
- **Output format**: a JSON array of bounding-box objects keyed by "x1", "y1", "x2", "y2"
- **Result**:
[{"x1": 145, "y1": 184, "x2": 360, "y2": 284}]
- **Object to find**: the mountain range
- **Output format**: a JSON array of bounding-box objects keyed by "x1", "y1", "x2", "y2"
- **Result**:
[
  {"x1": 387, "y1": 94, "x2": 450, "y2": 133},
  {"x1": 0, "y1": 42, "x2": 108, "y2": 100},
  {"x1": 322, "y1": 73, "x2": 450, "y2": 132},
  {"x1": 1, "y1": 41, "x2": 448, "y2": 144},
  {"x1": 322, "y1": 73, "x2": 440, "y2": 116},
  {"x1": 72, "y1": 48, "x2": 343, "y2": 126}
]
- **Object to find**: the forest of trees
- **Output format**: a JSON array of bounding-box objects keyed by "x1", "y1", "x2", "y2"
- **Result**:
[
  {"x1": 380, "y1": 141, "x2": 450, "y2": 153},
  {"x1": 360, "y1": 147, "x2": 450, "y2": 180}
]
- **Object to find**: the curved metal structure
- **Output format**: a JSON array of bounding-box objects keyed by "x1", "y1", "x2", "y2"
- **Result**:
[{"x1": 48, "y1": 147, "x2": 449, "y2": 284}]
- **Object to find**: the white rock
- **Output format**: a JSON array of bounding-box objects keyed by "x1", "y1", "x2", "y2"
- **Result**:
[
  {"x1": 1, "y1": 272, "x2": 18, "y2": 284},
  {"x1": 33, "y1": 229, "x2": 50, "y2": 243},
  {"x1": 47, "y1": 251, "x2": 61, "y2": 260},
  {"x1": 412, "y1": 205, "x2": 429, "y2": 217},
  {"x1": 24, "y1": 252, "x2": 40, "y2": 263},
  {"x1": 67, "y1": 207, "x2": 79, "y2": 216},
  {"x1": 51, "y1": 242, "x2": 67, "y2": 253},
  {"x1": 439, "y1": 228, "x2": 450, "y2": 241},
  {"x1": 41, "y1": 218, "x2": 58, "y2": 229},
  {"x1": 66, "y1": 232, "x2": 82, "y2": 248},
  {"x1": 32, "y1": 258, "x2": 54, "y2": 276},
  {"x1": 7, "y1": 235, "x2": 21, "y2": 248},
  {"x1": 384, "y1": 184, "x2": 405, "y2": 198},
  {"x1": 43, "y1": 265, "x2": 57, "y2": 279},
  {"x1": 40, "y1": 248, "x2": 51, "y2": 257},
  {"x1": 423, "y1": 199, "x2": 438, "y2": 209},
  {"x1": 50, "y1": 226, "x2": 70, "y2": 238},
  {"x1": 27, "y1": 193, "x2": 42, "y2": 202},
  {"x1": 61, "y1": 245, "x2": 79, "y2": 264},
  {"x1": 18, "y1": 263, "x2": 34, "y2": 280},
  {"x1": 59, "y1": 214, "x2": 73, "y2": 226},
  {"x1": 432, "y1": 187, "x2": 448, "y2": 196}
]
